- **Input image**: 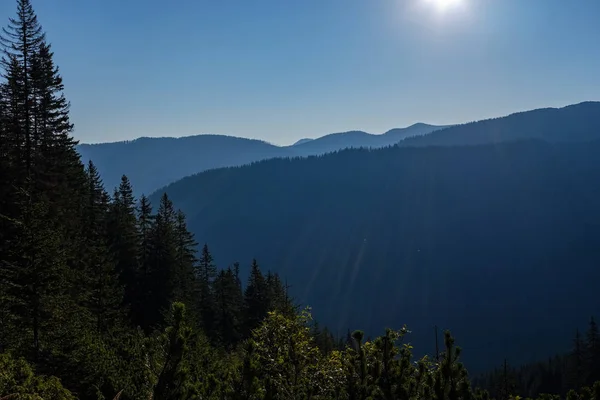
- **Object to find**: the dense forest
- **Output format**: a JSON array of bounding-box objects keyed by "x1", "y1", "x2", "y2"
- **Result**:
[
  {"x1": 2, "y1": 1, "x2": 600, "y2": 399},
  {"x1": 154, "y1": 138, "x2": 600, "y2": 373}
]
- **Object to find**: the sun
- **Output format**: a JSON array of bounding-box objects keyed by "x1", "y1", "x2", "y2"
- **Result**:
[{"x1": 424, "y1": 0, "x2": 463, "y2": 11}]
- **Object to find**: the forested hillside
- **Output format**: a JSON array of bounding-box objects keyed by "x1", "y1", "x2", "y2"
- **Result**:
[
  {"x1": 77, "y1": 124, "x2": 446, "y2": 196},
  {"x1": 154, "y1": 139, "x2": 600, "y2": 373},
  {"x1": 399, "y1": 102, "x2": 600, "y2": 147},
  {"x1": 81, "y1": 100, "x2": 600, "y2": 198}
]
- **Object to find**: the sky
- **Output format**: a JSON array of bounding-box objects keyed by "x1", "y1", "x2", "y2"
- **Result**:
[{"x1": 2, "y1": 0, "x2": 600, "y2": 146}]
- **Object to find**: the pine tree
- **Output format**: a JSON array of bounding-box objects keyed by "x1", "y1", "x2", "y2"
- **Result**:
[
  {"x1": 137, "y1": 194, "x2": 154, "y2": 266},
  {"x1": 135, "y1": 194, "x2": 154, "y2": 330},
  {"x1": 0, "y1": 0, "x2": 84, "y2": 361},
  {"x1": 586, "y1": 317, "x2": 600, "y2": 385},
  {"x1": 107, "y1": 175, "x2": 140, "y2": 316},
  {"x1": 213, "y1": 267, "x2": 243, "y2": 348},
  {"x1": 195, "y1": 243, "x2": 217, "y2": 336},
  {"x1": 265, "y1": 271, "x2": 295, "y2": 317},
  {"x1": 173, "y1": 209, "x2": 197, "y2": 314},
  {"x1": 0, "y1": 0, "x2": 45, "y2": 178},
  {"x1": 432, "y1": 331, "x2": 473, "y2": 400},
  {"x1": 29, "y1": 41, "x2": 78, "y2": 204},
  {"x1": 81, "y1": 161, "x2": 123, "y2": 334},
  {"x1": 0, "y1": 56, "x2": 23, "y2": 228},
  {"x1": 144, "y1": 193, "x2": 178, "y2": 331},
  {"x1": 567, "y1": 329, "x2": 585, "y2": 391},
  {"x1": 243, "y1": 259, "x2": 268, "y2": 337},
  {"x1": 4, "y1": 196, "x2": 69, "y2": 359}
]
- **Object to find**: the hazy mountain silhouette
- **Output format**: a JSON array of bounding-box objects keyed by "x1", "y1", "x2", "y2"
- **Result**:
[
  {"x1": 77, "y1": 134, "x2": 288, "y2": 197},
  {"x1": 77, "y1": 123, "x2": 445, "y2": 195},
  {"x1": 151, "y1": 139, "x2": 600, "y2": 374},
  {"x1": 399, "y1": 101, "x2": 600, "y2": 147},
  {"x1": 292, "y1": 138, "x2": 314, "y2": 146},
  {"x1": 294, "y1": 123, "x2": 449, "y2": 155}
]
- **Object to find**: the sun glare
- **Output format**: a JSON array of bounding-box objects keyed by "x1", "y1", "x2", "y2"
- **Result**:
[{"x1": 424, "y1": 0, "x2": 463, "y2": 12}]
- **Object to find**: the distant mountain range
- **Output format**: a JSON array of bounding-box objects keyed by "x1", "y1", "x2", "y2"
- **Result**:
[
  {"x1": 398, "y1": 101, "x2": 600, "y2": 147},
  {"x1": 76, "y1": 123, "x2": 447, "y2": 196},
  {"x1": 149, "y1": 100, "x2": 600, "y2": 373}
]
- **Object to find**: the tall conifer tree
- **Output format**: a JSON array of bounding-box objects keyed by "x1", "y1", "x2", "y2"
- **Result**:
[{"x1": 107, "y1": 175, "x2": 140, "y2": 315}]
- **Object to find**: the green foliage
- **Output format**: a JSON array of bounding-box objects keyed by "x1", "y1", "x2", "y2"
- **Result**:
[
  {"x1": 0, "y1": 352, "x2": 74, "y2": 399},
  {"x1": 247, "y1": 308, "x2": 322, "y2": 399}
]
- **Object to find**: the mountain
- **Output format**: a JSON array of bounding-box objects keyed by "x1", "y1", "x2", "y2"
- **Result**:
[
  {"x1": 77, "y1": 135, "x2": 289, "y2": 196},
  {"x1": 399, "y1": 101, "x2": 600, "y2": 147},
  {"x1": 292, "y1": 123, "x2": 448, "y2": 155},
  {"x1": 292, "y1": 138, "x2": 314, "y2": 146},
  {"x1": 77, "y1": 123, "x2": 446, "y2": 196},
  {"x1": 152, "y1": 139, "x2": 600, "y2": 374},
  {"x1": 79, "y1": 102, "x2": 600, "y2": 197},
  {"x1": 148, "y1": 101, "x2": 600, "y2": 372}
]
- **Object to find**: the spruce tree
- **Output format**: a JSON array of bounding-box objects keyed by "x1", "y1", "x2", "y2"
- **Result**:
[
  {"x1": 107, "y1": 175, "x2": 140, "y2": 315},
  {"x1": 135, "y1": 194, "x2": 154, "y2": 329},
  {"x1": 137, "y1": 194, "x2": 154, "y2": 268},
  {"x1": 586, "y1": 317, "x2": 600, "y2": 385},
  {"x1": 0, "y1": 0, "x2": 45, "y2": 178},
  {"x1": 0, "y1": 0, "x2": 84, "y2": 361},
  {"x1": 265, "y1": 271, "x2": 295, "y2": 317},
  {"x1": 213, "y1": 267, "x2": 243, "y2": 348},
  {"x1": 243, "y1": 259, "x2": 268, "y2": 337},
  {"x1": 144, "y1": 193, "x2": 178, "y2": 331},
  {"x1": 173, "y1": 209, "x2": 198, "y2": 314},
  {"x1": 567, "y1": 329, "x2": 585, "y2": 391},
  {"x1": 81, "y1": 161, "x2": 123, "y2": 334},
  {"x1": 195, "y1": 243, "x2": 217, "y2": 336}
]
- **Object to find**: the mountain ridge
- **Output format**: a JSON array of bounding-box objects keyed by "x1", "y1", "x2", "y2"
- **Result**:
[{"x1": 77, "y1": 122, "x2": 446, "y2": 195}]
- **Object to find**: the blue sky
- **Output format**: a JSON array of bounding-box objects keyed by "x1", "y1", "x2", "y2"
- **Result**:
[{"x1": 2, "y1": 0, "x2": 600, "y2": 145}]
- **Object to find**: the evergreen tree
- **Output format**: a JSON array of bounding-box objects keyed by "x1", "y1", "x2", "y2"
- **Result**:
[
  {"x1": 137, "y1": 194, "x2": 154, "y2": 266},
  {"x1": 266, "y1": 270, "x2": 295, "y2": 317},
  {"x1": 135, "y1": 194, "x2": 154, "y2": 330},
  {"x1": 586, "y1": 317, "x2": 600, "y2": 385},
  {"x1": 243, "y1": 259, "x2": 268, "y2": 337},
  {"x1": 107, "y1": 175, "x2": 140, "y2": 316},
  {"x1": 213, "y1": 267, "x2": 243, "y2": 348},
  {"x1": 173, "y1": 209, "x2": 197, "y2": 315},
  {"x1": 433, "y1": 331, "x2": 473, "y2": 400},
  {"x1": 0, "y1": 0, "x2": 45, "y2": 178},
  {"x1": 151, "y1": 302, "x2": 194, "y2": 400},
  {"x1": 81, "y1": 161, "x2": 123, "y2": 334},
  {"x1": 0, "y1": 1, "x2": 87, "y2": 369},
  {"x1": 144, "y1": 193, "x2": 178, "y2": 331},
  {"x1": 0, "y1": 56, "x2": 23, "y2": 237},
  {"x1": 567, "y1": 329, "x2": 585, "y2": 391},
  {"x1": 311, "y1": 320, "x2": 336, "y2": 356},
  {"x1": 29, "y1": 41, "x2": 79, "y2": 205},
  {"x1": 195, "y1": 243, "x2": 217, "y2": 336},
  {"x1": 3, "y1": 196, "x2": 70, "y2": 360}
]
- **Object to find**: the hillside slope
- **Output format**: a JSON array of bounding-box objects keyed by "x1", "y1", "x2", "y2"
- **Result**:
[
  {"x1": 77, "y1": 123, "x2": 446, "y2": 195},
  {"x1": 152, "y1": 139, "x2": 600, "y2": 373},
  {"x1": 400, "y1": 101, "x2": 600, "y2": 147},
  {"x1": 292, "y1": 123, "x2": 448, "y2": 155},
  {"x1": 77, "y1": 135, "x2": 289, "y2": 196}
]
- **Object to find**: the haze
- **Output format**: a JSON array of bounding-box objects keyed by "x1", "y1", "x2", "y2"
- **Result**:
[{"x1": 2, "y1": 0, "x2": 599, "y2": 145}]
